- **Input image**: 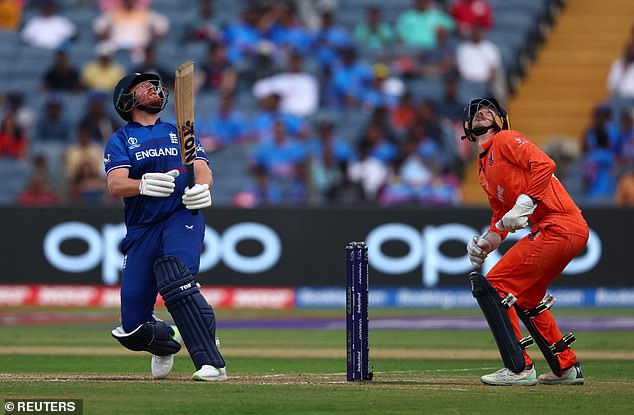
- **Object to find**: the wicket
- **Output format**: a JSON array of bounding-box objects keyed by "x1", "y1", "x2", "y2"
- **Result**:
[{"x1": 346, "y1": 242, "x2": 372, "y2": 381}]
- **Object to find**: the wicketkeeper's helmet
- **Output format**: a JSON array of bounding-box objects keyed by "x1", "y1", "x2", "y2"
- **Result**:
[
  {"x1": 461, "y1": 97, "x2": 510, "y2": 142},
  {"x1": 113, "y1": 72, "x2": 169, "y2": 121}
]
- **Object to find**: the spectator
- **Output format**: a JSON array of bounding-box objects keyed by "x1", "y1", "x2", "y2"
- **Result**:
[
  {"x1": 325, "y1": 161, "x2": 366, "y2": 204},
  {"x1": 308, "y1": 120, "x2": 354, "y2": 197},
  {"x1": 436, "y1": 76, "x2": 464, "y2": 123},
  {"x1": 251, "y1": 119, "x2": 308, "y2": 204},
  {"x1": 0, "y1": 112, "x2": 28, "y2": 159},
  {"x1": 359, "y1": 63, "x2": 403, "y2": 112},
  {"x1": 253, "y1": 52, "x2": 319, "y2": 117},
  {"x1": 21, "y1": 0, "x2": 76, "y2": 49},
  {"x1": 78, "y1": 91, "x2": 120, "y2": 143},
  {"x1": 396, "y1": 0, "x2": 455, "y2": 50},
  {"x1": 390, "y1": 91, "x2": 417, "y2": 135},
  {"x1": 43, "y1": 49, "x2": 81, "y2": 92},
  {"x1": 93, "y1": 0, "x2": 169, "y2": 60},
  {"x1": 65, "y1": 125, "x2": 104, "y2": 180},
  {"x1": 196, "y1": 42, "x2": 237, "y2": 94},
  {"x1": 185, "y1": 0, "x2": 221, "y2": 43},
  {"x1": 80, "y1": 43, "x2": 126, "y2": 92},
  {"x1": 418, "y1": 26, "x2": 457, "y2": 78},
  {"x1": 359, "y1": 122, "x2": 398, "y2": 164},
  {"x1": 450, "y1": 0, "x2": 493, "y2": 38},
  {"x1": 456, "y1": 25, "x2": 505, "y2": 101},
  {"x1": 616, "y1": 109, "x2": 634, "y2": 161},
  {"x1": 607, "y1": 41, "x2": 634, "y2": 98},
  {"x1": 582, "y1": 103, "x2": 619, "y2": 154},
  {"x1": 328, "y1": 47, "x2": 373, "y2": 108},
  {"x1": 294, "y1": 0, "x2": 338, "y2": 31},
  {"x1": 16, "y1": 154, "x2": 59, "y2": 206},
  {"x1": 313, "y1": 10, "x2": 352, "y2": 70},
  {"x1": 131, "y1": 44, "x2": 174, "y2": 89},
  {"x1": 584, "y1": 130, "x2": 616, "y2": 202},
  {"x1": 615, "y1": 164, "x2": 634, "y2": 206},
  {"x1": 68, "y1": 160, "x2": 106, "y2": 204},
  {"x1": 352, "y1": 7, "x2": 395, "y2": 50},
  {"x1": 270, "y1": 4, "x2": 314, "y2": 56},
  {"x1": 347, "y1": 139, "x2": 388, "y2": 201},
  {"x1": 221, "y1": 6, "x2": 267, "y2": 66},
  {"x1": 2, "y1": 91, "x2": 37, "y2": 138},
  {"x1": 250, "y1": 92, "x2": 307, "y2": 143},
  {"x1": 34, "y1": 94, "x2": 71, "y2": 142},
  {"x1": 0, "y1": 0, "x2": 23, "y2": 31},
  {"x1": 197, "y1": 92, "x2": 246, "y2": 151}
]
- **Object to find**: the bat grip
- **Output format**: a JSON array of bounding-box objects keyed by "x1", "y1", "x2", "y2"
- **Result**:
[{"x1": 186, "y1": 163, "x2": 198, "y2": 215}]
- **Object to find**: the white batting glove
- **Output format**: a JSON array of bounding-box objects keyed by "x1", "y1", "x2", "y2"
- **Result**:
[
  {"x1": 182, "y1": 184, "x2": 212, "y2": 210},
  {"x1": 466, "y1": 231, "x2": 501, "y2": 268},
  {"x1": 139, "y1": 169, "x2": 179, "y2": 197},
  {"x1": 495, "y1": 194, "x2": 537, "y2": 232}
]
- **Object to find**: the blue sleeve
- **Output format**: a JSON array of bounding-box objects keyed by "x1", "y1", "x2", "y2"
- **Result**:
[{"x1": 104, "y1": 132, "x2": 130, "y2": 175}]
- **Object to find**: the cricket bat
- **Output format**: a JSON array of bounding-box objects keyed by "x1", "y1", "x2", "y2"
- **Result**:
[{"x1": 174, "y1": 60, "x2": 198, "y2": 215}]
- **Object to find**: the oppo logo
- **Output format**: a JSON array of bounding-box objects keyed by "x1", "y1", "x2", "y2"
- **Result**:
[
  {"x1": 43, "y1": 222, "x2": 281, "y2": 285},
  {"x1": 366, "y1": 223, "x2": 602, "y2": 287}
]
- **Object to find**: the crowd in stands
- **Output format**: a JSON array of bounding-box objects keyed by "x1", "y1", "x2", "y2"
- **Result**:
[
  {"x1": 576, "y1": 27, "x2": 634, "y2": 207},
  {"x1": 1, "y1": 0, "x2": 629, "y2": 208}
]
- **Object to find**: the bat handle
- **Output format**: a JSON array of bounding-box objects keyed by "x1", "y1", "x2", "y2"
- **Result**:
[{"x1": 186, "y1": 164, "x2": 198, "y2": 215}]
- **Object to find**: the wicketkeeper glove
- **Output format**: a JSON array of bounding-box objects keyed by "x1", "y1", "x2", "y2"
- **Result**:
[
  {"x1": 466, "y1": 231, "x2": 501, "y2": 268},
  {"x1": 139, "y1": 169, "x2": 179, "y2": 197},
  {"x1": 182, "y1": 184, "x2": 212, "y2": 210},
  {"x1": 495, "y1": 194, "x2": 537, "y2": 232}
]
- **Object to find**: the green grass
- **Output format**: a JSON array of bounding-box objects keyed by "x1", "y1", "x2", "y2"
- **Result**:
[{"x1": 2, "y1": 307, "x2": 634, "y2": 415}]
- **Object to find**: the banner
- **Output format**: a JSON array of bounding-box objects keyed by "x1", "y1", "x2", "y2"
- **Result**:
[{"x1": 0, "y1": 207, "x2": 627, "y2": 287}]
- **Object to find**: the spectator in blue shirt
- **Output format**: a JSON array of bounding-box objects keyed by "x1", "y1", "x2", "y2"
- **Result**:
[
  {"x1": 329, "y1": 47, "x2": 373, "y2": 108},
  {"x1": 584, "y1": 130, "x2": 616, "y2": 202},
  {"x1": 35, "y1": 94, "x2": 72, "y2": 142},
  {"x1": 250, "y1": 93, "x2": 307, "y2": 143},
  {"x1": 314, "y1": 10, "x2": 351, "y2": 70},
  {"x1": 197, "y1": 92, "x2": 246, "y2": 151}
]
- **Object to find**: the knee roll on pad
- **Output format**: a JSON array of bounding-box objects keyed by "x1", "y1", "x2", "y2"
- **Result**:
[
  {"x1": 154, "y1": 256, "x2": 225, "y2": 370},
  {"x1": 111, "y1": 320, "x2": 181, "y2": 356},
  {"x1": 469, "y1": 272, "x2": 526, "y2": 373}
]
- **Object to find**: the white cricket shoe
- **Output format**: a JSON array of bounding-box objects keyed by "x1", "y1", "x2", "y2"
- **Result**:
[
  {"x1": 538, "y1": 362, "x2": 584, "y2": 385},
  {"x1": 480, "y1": 364, "x2": 537, "y2": 386},
  {"x1": 192, "y1": 365, "x2": 227, "y2": 382},
  {"x1": 151, "y1": 325, "x2": 181, "y2": 379}
]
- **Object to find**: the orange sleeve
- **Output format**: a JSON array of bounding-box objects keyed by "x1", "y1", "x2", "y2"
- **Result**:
[
  {"x1": 497, "y1": 132, "x2": 556, "y2": 201},
  {"x1": 487, "y1": 194, "x2": 509, "y2": 241}
]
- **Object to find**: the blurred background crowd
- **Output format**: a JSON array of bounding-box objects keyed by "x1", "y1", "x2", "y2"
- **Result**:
[{"x1": 0, "y1": 0, "x2": 632, "y2": 207}]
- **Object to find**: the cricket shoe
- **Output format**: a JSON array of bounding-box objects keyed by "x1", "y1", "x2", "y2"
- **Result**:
[
  {"x1": 538, "y1": 362, "x2": 584, "y2": 385},
  {"x1": 151, "y1": 325, "x2": 182, "y2": 379},
  {"x1": 192, "y1": 365, "x2": 227, "y2": 382},
  {"x1": 480, "y1": 364, "x2": 537, "y2": 386}
]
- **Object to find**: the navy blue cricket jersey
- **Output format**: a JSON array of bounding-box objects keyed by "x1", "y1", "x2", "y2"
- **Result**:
[{"x1": 104, "y1": 119, "x2": 208, "y2": 227}]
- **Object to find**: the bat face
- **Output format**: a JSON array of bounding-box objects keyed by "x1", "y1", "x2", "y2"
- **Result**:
[
  {"x1": 180, "y1": 119, "x2": 197, "y2": 165},
  {"x1": 174, "y1": 61, "x2": 197, "y2": 167}
]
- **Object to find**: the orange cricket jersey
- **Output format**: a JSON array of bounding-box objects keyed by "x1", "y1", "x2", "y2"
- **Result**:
[{"x1": 477, "y1": 130, "x2": 587, "y2": 239}]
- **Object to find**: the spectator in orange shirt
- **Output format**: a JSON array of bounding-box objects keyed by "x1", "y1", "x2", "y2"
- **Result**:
[{"x1": 463, "y1": 97, "x2": 587, "y2": 386}]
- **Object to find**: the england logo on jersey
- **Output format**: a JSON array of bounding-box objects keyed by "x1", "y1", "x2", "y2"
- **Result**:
[
  {"x1": 170, "y1": 132, "x2": 179, "y2": 144},
  {"x1": 128, "y1": 137, "x2": 140, "y2": 149}
]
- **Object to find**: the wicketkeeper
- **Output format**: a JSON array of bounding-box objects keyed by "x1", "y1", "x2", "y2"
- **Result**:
[
  {"x1": 105, "y1": 72, "x2": 226, "y2": 381},
  {"x1": 463, "y1": 97, "x2": 588, "y2": 386}
]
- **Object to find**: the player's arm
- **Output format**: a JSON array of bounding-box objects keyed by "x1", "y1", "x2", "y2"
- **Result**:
[
  {"x1": 107, "y1": 167, "x2": 179, "y2": 198},
  {"x1": 194, "y1": 159, "x2": 213, "y2": 188}
]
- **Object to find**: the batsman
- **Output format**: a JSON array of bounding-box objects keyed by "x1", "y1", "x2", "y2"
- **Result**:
[
  {"x1": 104, "y1": 71, "x2": 226, "y2": 381},
  {"x1": 463, "y1": 97, "x2": 588, "y2": 386}
]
